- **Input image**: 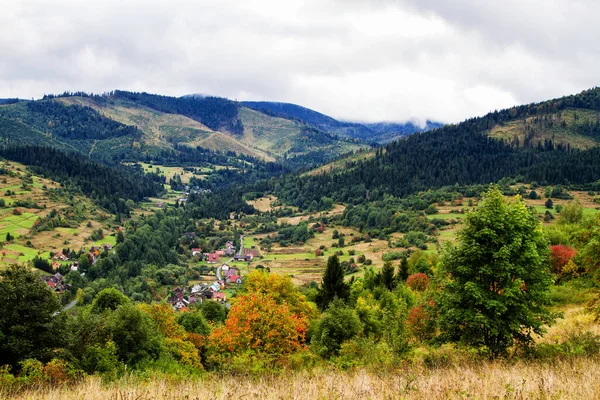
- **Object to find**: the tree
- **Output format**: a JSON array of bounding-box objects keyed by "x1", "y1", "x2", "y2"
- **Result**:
[
  {"x1": 107, "y1": 303, "x2": 163, "y2": 366},
  {"x1": 558, "y1": 201, "x2": 583, "y2": 225},
  {"x1": 0, "y1": 265, "x2": 66, "y2": 367},
  {"x1": 438, "y1": 187, "x2": 555, "y2": 358},
  {"x1": 311, "y1": 299, "x2": 362, "y2": 358},
  {"x1": 116, "y1": 230, "x2": 125, "y2": 245},
  {"x1": 207, "y1": 292, "x2": 308, "y2": 363},
  {"x1": 545, "y1": 198, "x2": 554, "y2": 209},
  {"x1": 91, "y1": 288, "x2": 129, "y2": 314},
  {"x1": 397, "y1": 257, "x2": 409, "y2": 282},
  {"x1": 199, "y1": 301, "x2": 227, "y2": 324},
  {"x1": 316, "y1": 255, "x2": 349, "y2": 310},
  {"x1": 241, "y1": 271, "x2": 317, "y2": 318},
  {"x1": 5, "y1": 232, "x2": 13, "y2": 242},
  {"x1": 380, "y1": 261, "x2": 396, "y2": 291}
]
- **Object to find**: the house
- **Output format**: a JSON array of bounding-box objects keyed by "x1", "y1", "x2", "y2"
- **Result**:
[
  {"x1": 215, "y1": 250, "x2": 225, "y2": 257},
  {"x1": 209, "y1": 282, "x2": 221, "y2": 292},
  {"x1": 226, "y1": 275, "x2": 243, "y2": 284},
  {"x1": 51, "y1": 260, "x2": 61, "y2": 270},
  {"x1": 233, "y1": 254, "x2": 252, "y2": 262},
  {"x1": 191, "y1": 284, "x2": 203, "y2": 294},
  {"x1": 41, "y1": 272, "x2": 68, "y2": 292},
  {"x1": 70, "y1": 261, "x2": 79, "y2": 271},
  {"x1": 102, "y1": 244, "x2": 112, "y2": 251},
  {"x1": 223, "y1": 268, "x2": 238, "y2": 278},
  {"x1": 207, "y1": 253, "x2": 219, "y2": 263},
  {"x1": 244, "y1": 248, "x2": 261, "y2": 258},
  {"x1": 53, "y1": 252, "x2": 68, "y2": 261},
  {"x1": 191, "y1": 248, "x2": 202, "y2": 256},
  {"x1": 212, "y1": 292, "x2": 226, "y2": 303}
]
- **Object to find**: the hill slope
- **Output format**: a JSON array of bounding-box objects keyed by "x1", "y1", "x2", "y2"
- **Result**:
[
  {"x1": 0, "y1": 92, "x2": 365, "y2": 167},
  {"x1": 241, "y1": 100, "x2": 443, "y2": 142},
  {"x1": 272, "y1": 87, "x2": 600, "y2": 209}
]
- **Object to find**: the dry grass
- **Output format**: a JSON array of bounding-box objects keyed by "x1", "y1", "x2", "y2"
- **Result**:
[{"x1": 11, "y1": 357, "x2": 600, "y2": 399}]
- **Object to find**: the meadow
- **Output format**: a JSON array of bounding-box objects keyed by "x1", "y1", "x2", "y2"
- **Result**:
[{"x1": 9, "y1": 357, "x2": 600, "y2": 399}]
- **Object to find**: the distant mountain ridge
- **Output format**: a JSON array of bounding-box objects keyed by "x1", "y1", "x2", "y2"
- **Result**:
[
  {"x1": 0, "y1": 91, "x2": 367, "y2": 169},
  {"x1": 241, "y1": 100, "x2": 443, "y2": 142}
]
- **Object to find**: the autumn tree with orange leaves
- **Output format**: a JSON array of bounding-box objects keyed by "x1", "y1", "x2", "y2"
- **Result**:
[{"x1": 207, "y1": 291, "x2": 309, "y2": 366}]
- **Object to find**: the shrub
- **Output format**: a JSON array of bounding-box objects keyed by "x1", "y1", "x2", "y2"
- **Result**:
[
  {"x1": 550, "y1": 245, "x2": 577, "y2": 275},
  {"x1": 406, "y1": 273, "x2": 429, "y2": 291}
]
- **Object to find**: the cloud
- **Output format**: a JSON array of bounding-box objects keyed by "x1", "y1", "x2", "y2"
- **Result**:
[{"x1": 0, "y1": 0, "x2": 598, "y2": 123}]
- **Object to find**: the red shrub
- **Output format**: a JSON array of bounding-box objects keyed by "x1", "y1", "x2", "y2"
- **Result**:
[
  {"x1": 406, "y1": 273, "x2": 429, "y2": 291},
  {"x1": 550, "y1": 245, "x2": 577, "y2": 274},
  {"x1": 407, "y1": 301, "x2": 436, "y2": 341}
]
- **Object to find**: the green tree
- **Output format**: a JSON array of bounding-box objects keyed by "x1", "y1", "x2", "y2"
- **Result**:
[
  {"x1": 78, "y1": 253, "x2": 92, "y2": 272},
  {"x1": 107, "y1": 303, "x2": 163, "y2": 366},
  {"x1": 199, "y1": 301, "x2": 227, "y2": 324},
  {"x1": 397, "y1": 257, "x2": 409, "y2": 282},
  {"x1": 116, "y1": 230, "x2": 125, "y2": 245},
  {"x1": 380, "y1": 261, "x2": 396, "y2": 291},
  {"x1": 177, "y1": 310, "x2": 210, "y2": 335},
  {"x1": 558, "y1": 200, "x2": 583, "y2": 225},
  {"x1": 545, "y1": 198, "x2": 554, "y2": 209},
  {"x1": 438, "y1": 187, "x2": 555, "y2": 358},
  {"x1": 316, "y1": 255, "x2": 349, "y2": 310},
  {"x1": 311, "y1": 299, "x2": 362, "y2": 358},
  {"x1": 0, "y1": 265, "x2": 66, "y2": 367},
  {"x1": 91, "y1": 288, "x2": 130, "y2": 314}
]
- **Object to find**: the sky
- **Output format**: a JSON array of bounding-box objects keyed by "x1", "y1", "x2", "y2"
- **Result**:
[{"x1": 1, "y1": 0, "x2": 599, "y2": 124}]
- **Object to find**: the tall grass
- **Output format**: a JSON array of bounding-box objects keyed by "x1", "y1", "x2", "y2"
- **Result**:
[{"x1": 8, "y1": 357, "x2": 600, "y2": 399}]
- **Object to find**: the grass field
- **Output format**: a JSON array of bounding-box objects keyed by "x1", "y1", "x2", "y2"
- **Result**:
[
  {"x1": 0, "y1": 211, "x2": 39, "y2": 238},
  {"x1": 10, "y1": 356, "x2": 600, "y2": 399}
]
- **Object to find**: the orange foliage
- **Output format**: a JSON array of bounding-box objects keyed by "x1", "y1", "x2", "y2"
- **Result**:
[{"x1": 208, "y1": 292, "x2": 308, "y2": 361}]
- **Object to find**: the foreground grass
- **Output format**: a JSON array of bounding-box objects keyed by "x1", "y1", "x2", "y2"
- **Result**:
[{"x1": 10, "y1": 357, "x2": 600, "y2": 399}]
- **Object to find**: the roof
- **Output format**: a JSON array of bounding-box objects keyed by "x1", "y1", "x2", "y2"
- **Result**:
[{"x1": 229, "y1": 275, "x2": 241, "y2": 281}]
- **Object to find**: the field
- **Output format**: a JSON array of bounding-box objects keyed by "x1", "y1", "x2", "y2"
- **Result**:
[
  {"x1": 0, "y1": 161, "x2": 119, "y2": 268},
  {"x1": 10, "y1": 357, "x2": 600, "y2": 399}
]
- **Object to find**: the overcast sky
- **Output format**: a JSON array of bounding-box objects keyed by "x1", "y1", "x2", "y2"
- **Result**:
[{"x1": 1, "y1": 0, "x2": 598, "y2": 124}]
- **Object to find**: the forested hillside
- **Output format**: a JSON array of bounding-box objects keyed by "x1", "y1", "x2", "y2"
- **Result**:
[
  {"x1": 0, "y1": 145, "x2": 164, "y2": 214},
  {"x1": 0, "y1": 91, "x2": 366, "y2": 168},
  {"x1": 271, "y1": 88, "x2": 600, "y2": 210}
]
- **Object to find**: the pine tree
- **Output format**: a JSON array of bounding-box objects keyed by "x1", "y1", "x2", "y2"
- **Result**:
[
  {"x1": 397, "y1": 257, "x2": 409, "y2": 282},
  {"x1": 381, "y1": 261, "x2": 396, "y2": 291},
  {"x1": 316, "y1": 255, "x2": 349, "y2": 310}
]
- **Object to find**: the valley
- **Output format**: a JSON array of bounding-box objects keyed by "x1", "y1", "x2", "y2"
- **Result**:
[{"x1": 2, "y1": 87, "x2": 600, "y2": 399}]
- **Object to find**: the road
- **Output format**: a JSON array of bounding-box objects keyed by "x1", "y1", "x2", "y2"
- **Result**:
[{"x1": 52, "y1": 299, "x2": 77, "y2": 316}]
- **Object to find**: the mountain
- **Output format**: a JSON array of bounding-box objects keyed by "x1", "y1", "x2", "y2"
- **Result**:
[
  {"x1": 272, "y1": 87, "x2": 600, "y2": 210},
  {"x1": 241, "y1": 100, "x2": 442, "y2": 142},
  {"x1": 0, "y1": 91, "x2": 367, "y2": 169}
]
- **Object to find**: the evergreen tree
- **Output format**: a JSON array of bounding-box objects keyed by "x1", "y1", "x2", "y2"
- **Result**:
[
  {"x1": 397, "y1": 257, "x2": 410, "y2": 282},
  {"x1": 116, "y1": 230, "x2": 125, "y2": 244},
  {"x1": 380, "y1": 261, "x2": 396, "y2": 291},
  {"x1": 438, "y1": 187, "x2": 555, "y2": 358},
  {"x1": 316, "y1": 255, "x2": 349, "y2": 310}
]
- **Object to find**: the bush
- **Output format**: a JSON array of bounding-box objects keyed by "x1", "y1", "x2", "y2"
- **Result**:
[
  {"x1": 311, "y1": 299, "x2": 362, "y2": 358},
  {"x1": 550, "y1": 245, "x2": 577, "y2": 275},
  {"x1": 548, "y1": 283, "x2": 592, "y2": 305},
  {"x1": 406, "y1": 273, "x2": 429, "y2": 291}
]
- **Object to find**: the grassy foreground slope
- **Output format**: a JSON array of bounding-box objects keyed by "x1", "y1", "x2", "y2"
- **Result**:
[{"x1": 9, "y1": 357, "x2": 600, "y2": 399}]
